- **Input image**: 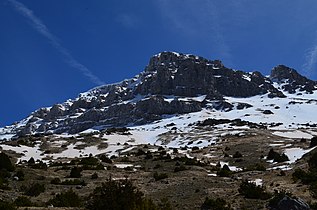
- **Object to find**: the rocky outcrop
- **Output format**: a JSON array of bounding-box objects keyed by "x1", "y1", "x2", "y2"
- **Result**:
[
  {"x1": 137, "y1": 52, "x2": 282, "y2": 98},
  {"x1": 268, "y1": 195, "x2": 310, "y2": 210},
  {"x1": 270, "y1": 65, "x2": 317, "y2": 94}
]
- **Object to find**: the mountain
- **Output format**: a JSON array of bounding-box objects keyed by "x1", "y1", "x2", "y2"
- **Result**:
[
  {"x1": 1, "y1": 51, "x2": 317, "y2": 139},
  {"x1": 1, "y1": 52, "x2": 317, "y2": 209}
]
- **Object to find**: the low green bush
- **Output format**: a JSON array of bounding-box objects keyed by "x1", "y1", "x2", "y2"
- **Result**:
[
  {"x1": 232, "y1": 151, "x2": 243, "y2": 158},
  {"x1": 47, "y1": 189, "x2": 82, "y2": 207},
  {"x1": 0, "y1": 152, "x2": 14, "y2": 172},
  {"x1": 174, "y1": 165, "x2": 187, "y2": 172},
  {"x1": 14, "y1": 196, "x2": 34, "y2": 207},
  {"x1": 24, "y1": 183, "x2": 45, "y2": 197},
  {"x1": 0, "y1": 200, "x2": 16, "y2": 210},
  {"x1": 201, "y1": 197, "x2": 232, "y2": 210},
  {"x1": 153, "y1": 172, "x2": 168, "y2": 181},
  {"x1": 86, "y1": 178, "x2": 160, "y2": 210},
  {"x1": 69, "y1": 167, "x2": 82, "y2": 178},
  {"x1": 238, "y1": 180, "x2": 271, "y2": 200},
  {"x1": 267, "y1": 149, "x2": 289, "y2": 163},
  {"x1": 60, "y1": 179, "x2": 86, "y2": 186},
  {"x1": 217, "y1": 165, "x2": 232, "y2": 177}
]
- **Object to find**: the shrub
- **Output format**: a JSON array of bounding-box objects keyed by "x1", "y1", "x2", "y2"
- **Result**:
[
  {"x1": 27, "y1": 157, "x2": 35, "y2": 165},
  {"x1": 154, "y1": 164, "x2": 161, "y2": 169},
  {"x1": 274, "y1": 153, "x2": 289, "y2": 163},
  {"x1": 104, "y1": 127, "x2": 130, "y2": 135},
  {"x1": 99, "y1": 155, "x2": 113, "y2": 164},
  {"x1": 153, "y1": 172, "x2": 168, "y2": 181},
  {"x1": 0, "y1": 169, "x2": 11, "y2": 180},
  {"x1": 91, "y1": 172, "x2": 98, "y2": 179},
  {"x1": 14, "y1": 196, "x2": 33, "y2": 207},
  {"x1": 233, "y1": 151, "x2": 243, "y2": 158},
  {"x1": 173, "y1": 156, "x2": 205, "y2": 166},
  {"x1": 24, "y1": 183, "x2": 45, "y2": 197},
  {"x1": 145, "y1": 152, "x2": 153, "y2": 159},
  {"x1": 267, "y1": 149, "x2": 279, "y2": 160},
  {"x1": 201, "y1": 197, "x2": 232, "y2": 210},
  {"x1": 47, "y1": 189, "x2": 82, "y2": 207},
  {"x1": 310, "y1": 136, "x2": 317, "y2": 148},
  {"x1": 30, "y1": 161, "x2": 47, "y2": 170},
  {"x1": 217, "y1": 165, "x2": 232, "y2": 177},
  {"x1": 267, "y1": 149, "x2": 289, "y2": 162},
  {"x1": 268, "y1": 190, "x2": 292, "y2": 209},
  {"x1": 0, "y1": 200, "x2": 16, "y2": 210},
  {"x1": 82, "y1": 163, "x2": 105, "y2": 170},
  {"x1": 308, "y1": 152, "x2": 317, "y2": 171},
  {"x1": 86, "y1": 178, "x2": 159, "y2": 210},
  {"x1": 60, "y1": 179, "x2": 86, "y2": 186},
  {"x1": 192, "y1": 146, "x2": 199, "y2": 151},
  {"x1": 254, "y1": 163, "x2": 266, "y2": 171},
  {"x1": 0, "y1": 152, "x2": 14, "y2": 172},
  {"x1": 157, "y1": 198, "x2": 173, "y2": 210},
  {"x1": 0, "y1": 177, "x2": 10, "y2": 190},
  {"x1": 80, "y1": 156, "x2": 99, "y2": 165},
  {"x1": 136, "y1": 149, "x2": 146, "y2": 156},
  {"x1": 292, "y1": 151, "x2": 317, "y2": 198},
  {"x1": 69, "y1": 167, "x2": 82, "y2": 178},
  {"x1": 246, "y1": 163, "x2": 266, "y2": 171},
  {"x1": 50, "y1": 178, "x2": 61, "y2": 184},
  {"x1": 174, "y1": 165, "x2": 187, "y2": 172},
  {"x1": 238, "y1": 180, "x2": 271, "y2": 200},
  {"x1": 14, "y1": 170, "x2": 25, "y2": 181}
]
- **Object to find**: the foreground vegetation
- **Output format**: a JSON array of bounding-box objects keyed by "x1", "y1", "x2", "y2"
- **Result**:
[{"x1": 0, "y1": 131, "x2": 316, "y2": 209}]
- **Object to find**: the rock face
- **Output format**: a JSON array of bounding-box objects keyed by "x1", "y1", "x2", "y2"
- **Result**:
[
  {"x1": 270, "y1": 65, "x2": 317, "y2": 94},
  {"x1": 137, "y1": 52, "x2": 280, "y2": 98},
  {"x1": 4, "y1": 52, "x2": 317, "y2": 136},
  {"x1": 269, "y1": 196, "x2": 310, "y2": 210}
]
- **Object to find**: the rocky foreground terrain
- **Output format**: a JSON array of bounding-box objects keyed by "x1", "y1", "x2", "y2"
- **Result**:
[{"x1": 0, "y1": 52, "x2": 317, "y2": 209}]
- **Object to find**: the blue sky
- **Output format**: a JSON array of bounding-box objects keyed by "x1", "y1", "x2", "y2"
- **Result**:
[{"x1": 1, "y1": 0, "x2": 317, "y2": 126}]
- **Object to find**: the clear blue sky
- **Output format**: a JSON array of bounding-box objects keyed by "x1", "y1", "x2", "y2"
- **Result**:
[{"x1": 1, "y1": 0, "x2": 317, "y2": 126}]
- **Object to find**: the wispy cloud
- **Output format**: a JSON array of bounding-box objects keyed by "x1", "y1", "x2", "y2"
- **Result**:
[
  {"x1": 7, "y1": 0, "x2": 104, "y2": 86},
  {"x1": 156, "y1": 0, "x2": 233, "y2": 66},
  {"x1": 116, "y1": 13, "x2": 139, "y2": 29},
  {"x1": 303, "y1": 38, "x2": 317, "y2": 78}
]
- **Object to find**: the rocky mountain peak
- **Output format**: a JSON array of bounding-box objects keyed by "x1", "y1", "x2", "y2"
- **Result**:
[
  {"x1": 271, "y1": 65, "x2": 305, "y2": 82},
  {"x1": 270, "y1": 65, "x2": 317, "y2": 93},
  {"x1": 146, "y1": 51, "x2": 223, "y2": 72},
  {"x1": 1, "y1": 51, "x2": 316, "y2": 137}
]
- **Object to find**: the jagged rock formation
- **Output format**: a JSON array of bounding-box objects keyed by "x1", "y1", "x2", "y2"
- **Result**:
[
  {"x1": 271, "y1": 65, "x2": 317, "y2": 94},
  {"x1": 269, "y1": 195, "x2": 310, "y2": 210},
  {"x1": 3, "y1": 52, "x2": 317, "y2": 136}
]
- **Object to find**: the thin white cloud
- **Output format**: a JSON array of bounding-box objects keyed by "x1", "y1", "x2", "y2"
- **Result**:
[
  {"x1": 116, "y1": 14, "x2": 139, "y2": 29},
  {"x1": 303, "y1": 42, "x2": 317, "y2": 77},
  {"x1": 7, "y1": 0, "x2": 104, "y2": 86}
]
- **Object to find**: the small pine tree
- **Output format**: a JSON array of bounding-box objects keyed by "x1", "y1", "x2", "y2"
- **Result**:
[
  {"x1": 27, "y1": 157, "x2": 35, "y2": 165},
  {"x1": 0, "y1": 152, "x2": 14, "y2": 172},
  {"x1": 69, "y1": 167, "x2": 82, "y2": 178},
  {"x1": 310, "y1": 136, "x2": 317, "y2": 148}
]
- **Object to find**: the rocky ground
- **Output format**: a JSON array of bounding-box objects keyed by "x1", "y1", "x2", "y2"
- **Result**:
[{"x1": 0, "y1": 128, "x2": 316, "y2": 210}]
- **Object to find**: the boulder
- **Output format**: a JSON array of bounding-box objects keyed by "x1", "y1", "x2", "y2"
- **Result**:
[{"x1": 269, "y1": 196, "x2": 310, "y2": 210}]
